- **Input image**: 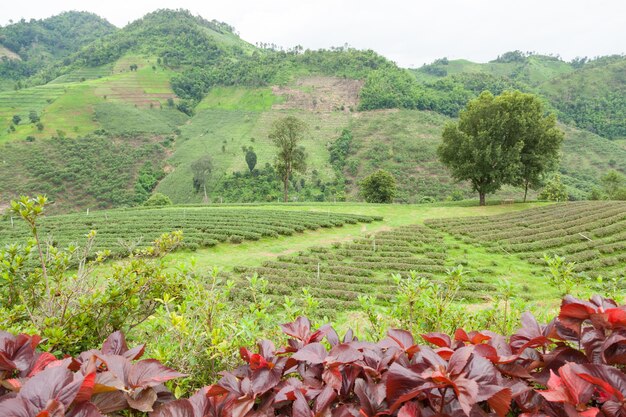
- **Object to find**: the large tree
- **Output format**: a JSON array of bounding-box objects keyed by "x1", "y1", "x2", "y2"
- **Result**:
[
  {"x1": 191, "y1": 155, "x2": 213, "y2": 203},
  {"x1": 507, "y1": 94, "x2": 564, "y2": 201},
  {"x1": 438, "y1": 91, "x2": 563, "y2": 205},
  {"x1": 269, "y1": 116, "x2": 307, "y2": 202}
]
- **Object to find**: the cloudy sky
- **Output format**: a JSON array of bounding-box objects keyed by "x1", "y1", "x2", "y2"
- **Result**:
[{"x1": 1, "y1": 0, "x2": 624, "y2": 67}]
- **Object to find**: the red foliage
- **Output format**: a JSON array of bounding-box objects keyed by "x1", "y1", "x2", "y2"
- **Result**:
[{"x1": 2, "y1": 295, "x2": 626, "y2": 417}]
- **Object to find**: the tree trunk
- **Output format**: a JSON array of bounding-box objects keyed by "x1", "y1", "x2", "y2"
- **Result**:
[
  {"x1": 523, "y1": 180, "x2": 529, "y2": 203},
  {"x1": 479, "y1": 192, "x2": 486, "y2": 206},
  {"x1": 283, "y1": 175, "x2": 289, "y2": 203},
  {"x1": 203, "y1": 183, "x2": 209, "y2": 204}
]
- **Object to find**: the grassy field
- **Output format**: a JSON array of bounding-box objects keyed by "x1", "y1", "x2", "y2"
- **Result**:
[
  {"x1": 165, "y1": 201, "x2": 546, "y2": 268},
  {"x1": 3, "y1": 199, "x2": 622, "y2": 325},
  {"x1": 195, "y1": 86, "x2": 282, "y2": 111},
  {"x1": 156, "y1": 107, "x2": 350, "y2": 203}
]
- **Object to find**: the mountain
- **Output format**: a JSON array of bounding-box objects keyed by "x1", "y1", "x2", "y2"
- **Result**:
[
  {"x1": 411, "y1": 52, "x2": 626, "y2": 139},
  {"x1": 0, "y1": 11, "x2": 116, "y2": 86},
  {"x1": 0, "y1": 11, "x2": 623, "y2": 212}
]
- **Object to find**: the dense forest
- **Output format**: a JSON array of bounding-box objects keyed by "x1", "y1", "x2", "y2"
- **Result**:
[{"x1": 0, "y1": 11, "x2": 116, "y2": 79}]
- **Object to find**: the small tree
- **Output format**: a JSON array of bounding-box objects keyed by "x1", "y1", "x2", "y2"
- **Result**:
[
  {"x1": 144, "y1": 192, "x2": 173, "y2": 206},
  {"x1": 601, "y1": 170, "x2": 626, "y2": 200},
  {"x1": 191, "y1": 155, "x2": 213, "y2": 203},
  {"x1": 29, "y1": 111, "x2": 40, "y2": 124},
  {"x1": 538, "y1": 174, "x2": 568, "y2": 201},
  {"x1": 12, "y1": 115, "x2": 21, "y2": 125},
  {"x1": 269, "y1": 116, "x2": 308, "y2": 202},
  {"x1": 245, "y1": 147, "x2": 257, "y2": 172},
  {"x1": 359, "y1": 169, "x2": 397, "y2": 203}
]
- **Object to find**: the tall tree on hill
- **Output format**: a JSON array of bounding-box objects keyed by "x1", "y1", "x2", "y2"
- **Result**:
[
  {"x1": 191, "y1": 155, "x2": 213, "y2": 203},
  {"x1": 269, "y1": 116, "x2": 307, "y2": 202},
  {"x1": 438, "y1": 91, "x2": 563, "y2": 205}
]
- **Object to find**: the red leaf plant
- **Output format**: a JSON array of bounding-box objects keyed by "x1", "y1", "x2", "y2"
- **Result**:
[
  {"x1": 4, "y1": 295, "x2": 626, "y2": 417},
  {"x1": 0, "y1": 331, "x2": 184, "y2": 416}
]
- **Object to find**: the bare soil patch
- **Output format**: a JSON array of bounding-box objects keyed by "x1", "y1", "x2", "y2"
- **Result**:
[
  {"x1": 0, "y1": 46, "x2": 21, "y2": 61},
  {"x1": 272, "y1": 76, "x2": 363, "y2": 112}
]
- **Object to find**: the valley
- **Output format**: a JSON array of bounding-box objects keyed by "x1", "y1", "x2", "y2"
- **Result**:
[{"x1": 0, "y1": 7, "x2": 624, "y2": 416}]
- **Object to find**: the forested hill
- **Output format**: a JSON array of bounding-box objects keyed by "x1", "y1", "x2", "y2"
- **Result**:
[
  {"x1": 0, "y1": 12, "x2": 116, "y2": 82},
  {"x1": 409, "y1": 52, "x2": 626, "y2": 139},
  {"x1": 0, "y1": 9, "x2": 623, "y2": 212}
]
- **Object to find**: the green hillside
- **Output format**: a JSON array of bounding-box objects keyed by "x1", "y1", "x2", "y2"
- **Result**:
[
  {"x1": 0, "y1": 11, "x2": 623, "y2": 212},
  {"x1": 411, "y1": 52, "x2": 626, "y2": 139},
  {"x1": 0, "y1": 12, "x2": 116, "y2": 86},
  {"x1": 156, "y1": 82, "x2": 625, "y2": 205}
]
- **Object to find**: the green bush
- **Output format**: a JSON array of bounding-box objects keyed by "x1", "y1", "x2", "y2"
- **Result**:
[
  {"x1": 143, "y1": 192, "x2": 173, "y2": 206},
  {"x1": 359, "y1": 169, "x2": 397, "y2": 203}
]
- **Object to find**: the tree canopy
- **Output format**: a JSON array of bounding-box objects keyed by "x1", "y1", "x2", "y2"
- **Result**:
[
  {"x1": 438, "y1": 90, "x2": 563, "y2": 205},
  {"x1": 359, "y1": 169, "x2": 397, "y2": 203},
  {"x1": 269, "y1": 116, "x2": 307, "y2": 202},
  {"x1": 191, "y1": 155, "x2": 213, "y2": 203}
]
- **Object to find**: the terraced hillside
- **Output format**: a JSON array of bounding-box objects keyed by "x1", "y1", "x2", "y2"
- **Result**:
[
  {"x1": 0, "y1": 206, "x2": 380, "y2": 258},
  {"x1": 0, "y1": 56, "x2": 183, "y2": 142},
  {"x1": 157, "y1": 86, "x2": 626, "y2": 205},
  {"x1": 234, "y1": 224, "x2": 495, "y2": 317},
  {"x1": 0, "y1": 10, "x2": 623, "y2": 211},
  {"x1": 425, "y1": 201, "x2": 626, "y2": 276}
]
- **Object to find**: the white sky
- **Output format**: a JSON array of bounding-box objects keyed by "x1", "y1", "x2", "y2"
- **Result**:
[{"x1": 1, "y1": 0, "x2": 624, "y2": 68}]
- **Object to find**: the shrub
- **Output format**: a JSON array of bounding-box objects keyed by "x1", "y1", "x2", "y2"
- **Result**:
[
  {"x1": 359, "y1": 169, "x2": 397, "y2": 203},
  {"x1": 539, "y1": 173, "x2": 569, "y2": 201},
  {"x1": 144, "y1": 192, "x2": 173, "y2": 206},
  {"x1": 3, "y1": 295, "x2": 626, "y2": 417},
  {"x1": 228, "y1": 234, "x2": 244, "y2": 244}
]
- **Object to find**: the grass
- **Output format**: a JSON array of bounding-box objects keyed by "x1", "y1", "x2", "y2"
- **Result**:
[
  {"x1": 39, "y1": 83, "x2": 102, "y2": 137},
  {"x1": 443, "y1": 234, "x2": 555, "y2": 301},
  {"x1": 196, "y1": 87, "x2": 282, "y2": 111},
  {"x1": 165, "y1": 201, "x2": 549, "y2": 271},
  {"x1": 160, "y1": 201, "x2": 559, "y2": 317},
  {"x1": 4, "y1": 200, "x2": 618, "y2": 317},
  {"x1": 94, "y1": 102, "x2": 188, "y2": 135},
  {"x1": 156, "y1": 108, "x2": 350, "y2": 203}
]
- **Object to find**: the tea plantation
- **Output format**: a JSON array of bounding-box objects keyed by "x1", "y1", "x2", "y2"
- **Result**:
[
  {"x1": 426, "y1": 201, "x2": 626, "y2": 275},
  {"x1": 0, "y1": 206, "x2": 381, "y2": 257}
]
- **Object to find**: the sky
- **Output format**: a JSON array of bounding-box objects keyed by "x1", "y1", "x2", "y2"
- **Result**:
[{"x1": 1, "y1": 0, "x2": 624, "y2": 68}]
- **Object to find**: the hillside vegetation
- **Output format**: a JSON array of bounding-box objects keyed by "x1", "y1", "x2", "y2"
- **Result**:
[
  {"x1": 0, "y1": 11, "x2": 116, "y2": 84},
  {"x1": 411, "y1": 52, "x2": 626, "y2": 139},
  {"x1": 0, "y1": 10, "x2": 623, "y2": 211}
]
